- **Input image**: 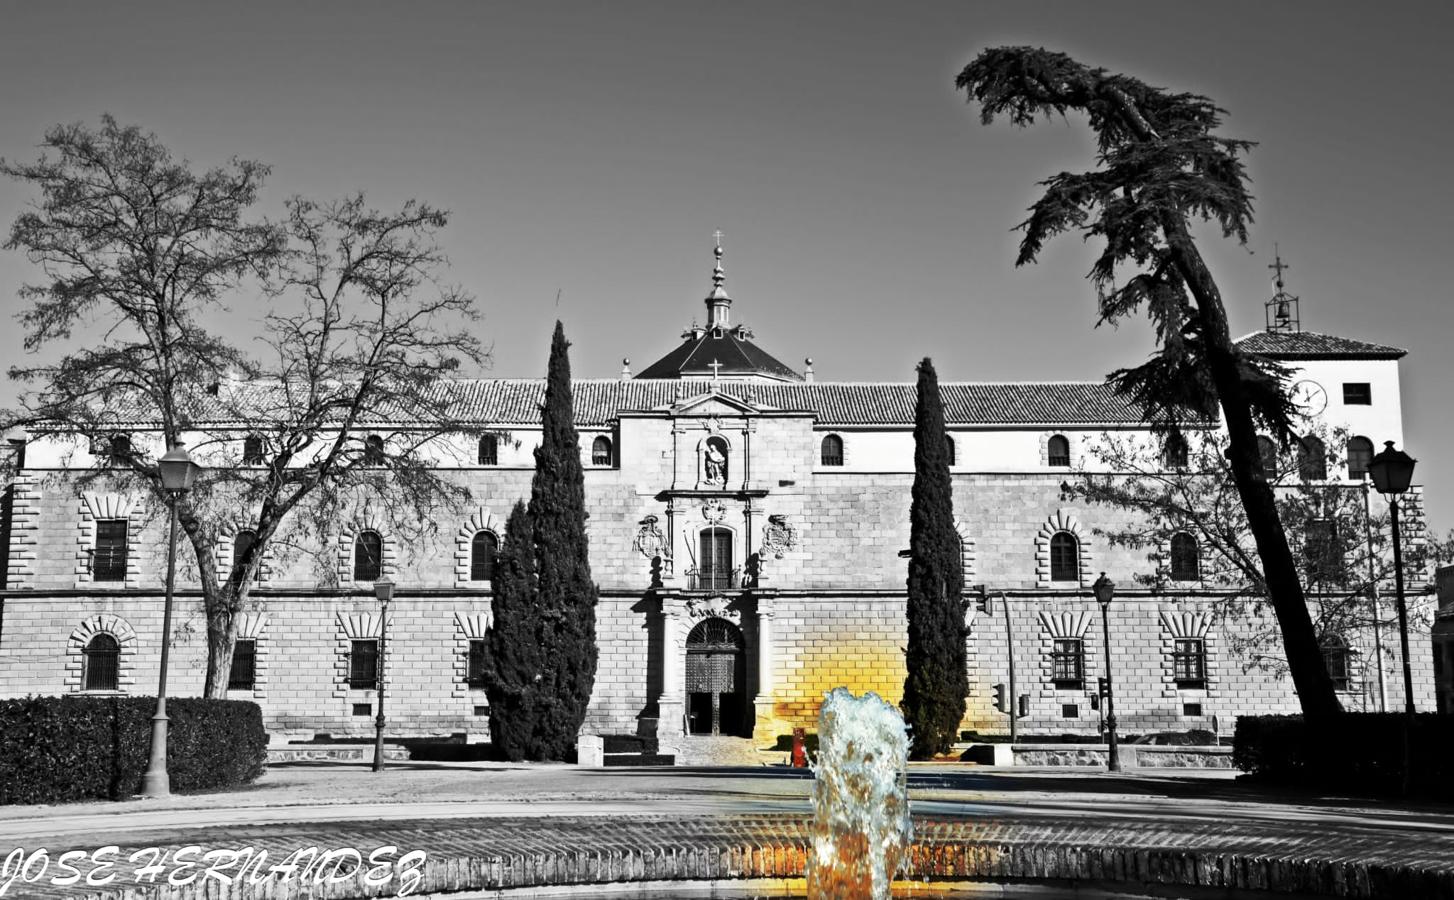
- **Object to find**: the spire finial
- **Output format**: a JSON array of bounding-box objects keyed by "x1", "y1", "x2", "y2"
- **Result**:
[
  {"x1": 1270, "y1": 243, "x2": 1289, "y2": 292},
  {"x1": 705, "y1": 230, "x2": 731, "y2": 327}
]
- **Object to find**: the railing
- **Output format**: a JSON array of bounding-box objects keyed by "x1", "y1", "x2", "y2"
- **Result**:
[{"x1": 686, "y1": 567, "x2": 741, "y2": 592}]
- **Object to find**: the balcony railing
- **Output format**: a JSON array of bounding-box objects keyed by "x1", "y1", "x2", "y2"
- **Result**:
[{"x1": 686, "y1": 567, "x2": 742, "y2": 592}]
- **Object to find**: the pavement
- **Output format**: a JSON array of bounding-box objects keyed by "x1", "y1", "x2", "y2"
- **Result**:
[{"x1": 4, "y1": 762, "x2": 1454, "y2": 898}]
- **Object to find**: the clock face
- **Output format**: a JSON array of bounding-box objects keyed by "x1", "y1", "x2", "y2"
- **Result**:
[{"x1": 1291, "y1": 379, "x2": 1327, "y2": 415}]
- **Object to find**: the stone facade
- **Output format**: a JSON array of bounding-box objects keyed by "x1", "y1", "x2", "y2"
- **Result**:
[{"x1": 0, "y1": 261, "x2": 1435, "y2": 748}]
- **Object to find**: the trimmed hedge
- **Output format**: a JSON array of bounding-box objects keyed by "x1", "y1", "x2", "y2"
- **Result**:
[
  {"x1": 0, "y1": 696, "x2": 268, "y2": 805},
  {"x1": 1233, "y1": 713, "x2": 1454, "y2": 798}
]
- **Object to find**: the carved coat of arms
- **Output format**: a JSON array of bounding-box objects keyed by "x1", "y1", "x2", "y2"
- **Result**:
[
  {"x1": 761, "y1": 514, "x2": 797, "y2": 559},
  {"x1": 702, "y1": 499, "x2": 727, "y2": 524},
  {"x1": 633, "y1": 515, "x2": 665, "y2": 559}
]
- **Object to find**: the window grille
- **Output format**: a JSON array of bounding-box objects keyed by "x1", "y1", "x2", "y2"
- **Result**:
[
  {"x1": 471, "y1": 531, "x2": 498, "y2": 581},
  {"x1": 231, "y1": 531, "x2": 257, "y2": 585},
  {"x1": 364, "y1": 434, "x2": 385, "y2": 465},
  {"x1": 820, "y1": 434, "x2": 843, "y2": 467},
  {"x1": 1321, "y1": 635, "x2": 1352, "y2": 691},
  {"x1": 592, "y1": 436, "x2": 613, "y2": 466},
  {"x1": 467, "y1": 639, "x2": 488, "y2": 687},
  {"x1": 349, "y1": 639, "x2": 379, "y2": 689},
  {"x1": 83, "y1": 634, "x2": 120, "y2": 691},
  {"x1": 1170, "y1": 532, "x2": 1200, "y2": 581},
  {"x1": 93, "y1": 519, "x2": 128, "y2": 582},
  {"x1": 229, "y1": 639, "x2": 256, "y2": 690},
  {"x1": 478, "y1": 435, "x2": 498, "y2": 465},
  {"x1": 1346, "y1": 437, "x2": 1373, "y2": 479},
  {"x1": 1173, "y1": 638, "x2": 1206, "y2": 686},
  {"x1": 1051, "y1": 638, "x2": 1084, "y2": 686},
  {"x1": 242, "y1": 435, "x2": 264, "y2": 465},
  {"x1": 1047, "y1": 434, "x2": 1070, "y2": 467},
  {"x1": 354, "y1": 531, "x2": 382, "y2": 582},
  {"x1": 1049, "y1": 532, "x2": 1078, "y2": 582},
  {"x1": 1163, "y1": 433, "x2": 1189, "y2": 469},
  {"x1": 1298, "y1": 436, "x2": 1327, "y2": 480},
  {"x1": 1257, "y1": 436, "x2": 1278, "y2": 480}
]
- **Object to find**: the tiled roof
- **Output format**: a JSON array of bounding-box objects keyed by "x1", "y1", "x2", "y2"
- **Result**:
[
  {"x1": 635, "y1": 330, "x2": 802, "y2": 381},
  {"x1": 1236, "y1": 330, "x2": 1406, "y2": 360},
  {"x1": 333, "y1": 379, "x2": 1150, "y2": 427},
  {"x1": 60, "y1": 379, "x2": 1157, "y2": 429}
]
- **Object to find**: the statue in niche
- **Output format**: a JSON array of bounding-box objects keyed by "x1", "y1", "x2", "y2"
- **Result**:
[{"x1": 704, "y1": 436, "x2": 729, "y2": 486}]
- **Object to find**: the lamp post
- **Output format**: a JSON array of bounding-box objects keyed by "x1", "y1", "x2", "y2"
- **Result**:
[
  {"x1": 1368, "y1": 441, "x2": 1417, "y2": 716},
  {"x1": 141, "y1": 442, "x2": 201, "y2": 799},
  {"x1": 372, "y1": 574, "x2": 395, "y2": 773},
  {"x1": 1092, "y1": 573, "x2": 1121, "y2": 773}
]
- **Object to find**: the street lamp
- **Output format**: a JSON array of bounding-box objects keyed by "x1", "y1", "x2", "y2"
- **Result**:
[
  {"x1": 1368, "y1": 441, "x2": 1417, "y2": 716},
  {"x1": 1092, "y1": 572, "x2": 1121, "y2": 773},
  {"x1": 141, "y1": 442, "x2": 202, "y2": 798},
  {"x1": 372, "y1": 574, "x2": 395, "y2": 772}
]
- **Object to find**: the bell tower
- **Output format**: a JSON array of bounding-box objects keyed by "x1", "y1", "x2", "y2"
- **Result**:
[{"x1": 1264, "y1": 245, "x2": 1301, "y2": 333}]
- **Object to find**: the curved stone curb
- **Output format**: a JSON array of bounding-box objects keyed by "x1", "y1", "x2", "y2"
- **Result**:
[{"x1": 70, "y1": 815, "x2": 1454, "y2": 900}]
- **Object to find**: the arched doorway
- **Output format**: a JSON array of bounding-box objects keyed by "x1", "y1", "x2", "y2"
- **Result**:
[{"x1": 685, "y1": 617, "x2": 748, "y2": 736}]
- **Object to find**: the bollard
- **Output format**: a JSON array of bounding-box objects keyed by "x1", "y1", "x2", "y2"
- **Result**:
[{"x1": 792, "y1": 727, "x2": 809, "y2": 768}]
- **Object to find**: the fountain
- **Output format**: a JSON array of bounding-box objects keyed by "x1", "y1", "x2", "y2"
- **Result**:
[{"x1": 805, "y1": 688, "x2": 912, "y2": 900}]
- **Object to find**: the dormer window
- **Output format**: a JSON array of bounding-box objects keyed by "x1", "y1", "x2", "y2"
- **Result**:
[{"x1": 712, "y1": 327, "x2": 723, "y2": 339}]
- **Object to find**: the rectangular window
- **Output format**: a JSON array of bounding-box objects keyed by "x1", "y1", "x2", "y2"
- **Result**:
[
  {"x1": 1342, "y1": 383, "x2": 1372, "y2": 405},
  {"x1": 1182, "y1": 702, "x2": 1203, "y2": 717},
  {"x1": 228, "y1": 639, "x2": 256, "y2": 690},
  {"x1": 93, "y1": 519, "x2": 128, "y2": 582},
  {"x1": 352, "y1": 703, "x2": 372, "y2": 716},
  {"x1": 467, "y1": 639, "x2": 488, "y2": 688},
  {"x1": 349, "y1": 639, "x2": 379, "y2": 689},
  {"x1": 1173, "y1": 638, "x2": 1206, "y2": 687},
  {"x1": 1051, "y1": 638, "x2": 1084, "y2": 687},
  {"x1": 1061, "y1": 703, "x2": 1079, "y2": 719}
]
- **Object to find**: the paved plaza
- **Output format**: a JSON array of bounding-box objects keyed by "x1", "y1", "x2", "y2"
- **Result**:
[{"x1": 4, "y1": 762, "x2": 1454, "y2": 898}]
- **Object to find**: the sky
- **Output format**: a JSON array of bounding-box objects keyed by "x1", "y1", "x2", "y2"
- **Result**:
[{"x1": 0, "y1": 2, "x2": 1449, "y2": 525}]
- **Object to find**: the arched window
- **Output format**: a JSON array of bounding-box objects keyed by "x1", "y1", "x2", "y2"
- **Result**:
[
  {"x1": 1346, "y1": 436, "x2": 1373, "y2": 479},
  {"x1": 1298, "y1": 436, "x2": 1327, "y2": 481},
  {"x1": 1257, "y1": 436, "x2": 1277, "y2": 480},
  {"x1": 821, "y1": 434, "x2": 844, "y2": 467},
  {"x1": 1049, "y1": 532, "x2": 1079, "y2": 582},
  {"x1": 698, "y1": 526, "x2": 733, "y2": 590},
  {"x1": 1321, "y1": 634, "x2": 1351, "y2": 691},
  {"x1": 83, "y1": 634, "x2": 120, "y2": 691},
  {"x1": 471, "y1": 531, "x2": 498, "y2": 582},
  {"x1": 231, "y1": 530, "x2": 257, "y2": 584},
  {"x1": 477, "y1": 435, "x2": 498, "y2": 466},
  {"x1": 945, "y1": 435, "x2": 956, "y2": 466},
  {"x1": 1170, "y1": 532, "x2": 1200, "y2": 581},
  {"x1": 1163, "y1": 433, "x2": 1189, "y2": 469},
  {"x1": 242, "y1": 434, "x2": 264, "y2": 466},
  {"x1": 1047, "y1": 434, "x2": 1070, "y2": 467},
  {"x1": 353, "y1": 530, "x2": 382, "y2": 582},
  {"x1": 364, "y1": 434, "x2": 385, "y2": 465},
  {"x1": 592, "y1": 436, "x2": 613, "y2": 466}
]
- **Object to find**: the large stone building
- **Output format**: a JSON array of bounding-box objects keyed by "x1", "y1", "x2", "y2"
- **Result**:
[{"x1": 0, "y1": 244, "x2": 1434, "y2": 759}]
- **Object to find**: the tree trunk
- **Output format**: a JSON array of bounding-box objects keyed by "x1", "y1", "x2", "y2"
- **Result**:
[{"x1": 1165, "y1": 221, "x2": 1342, "y2": 719}]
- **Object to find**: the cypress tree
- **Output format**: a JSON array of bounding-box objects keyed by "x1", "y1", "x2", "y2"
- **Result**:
[
  {"x1": 484, "y1": 500, "x2": 541, "y2": 762},
  {"x1": 901, "y1": 357, "x2": 967, "y2": 759},
  {"x1": 526, "y1": 321, "x2": 599, "y2": 760}
]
